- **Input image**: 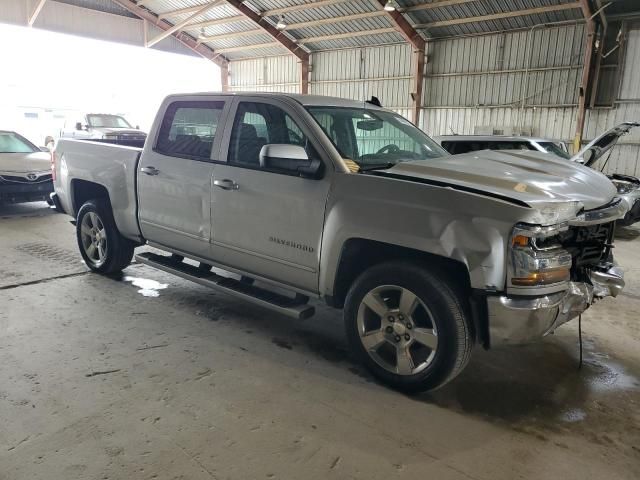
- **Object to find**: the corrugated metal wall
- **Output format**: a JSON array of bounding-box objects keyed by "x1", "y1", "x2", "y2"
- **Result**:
[
  {"x1": 229, "y1": 23, "x2": 640, "y2": 175},
  {"x1": 228, "y1": 44, "x2": 415, "y2": 119}
]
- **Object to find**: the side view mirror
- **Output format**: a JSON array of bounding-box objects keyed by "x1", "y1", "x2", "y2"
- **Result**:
[
  {"x1": 75, "y1": 122, "x2": 83, "y2": 131},
  {"x1": 259, "y1": 144, "x2": 322, "y2": 179},
  {"x1": 135, "y1": 125, "x2": 140, "y2": 130}
]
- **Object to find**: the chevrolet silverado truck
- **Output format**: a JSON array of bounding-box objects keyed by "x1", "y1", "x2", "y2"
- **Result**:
[
  {"x1": 59, "y1": 113, "x2": 147, "y2": 148},
  {"x1": 53, "y1": 93, "x2": 626, "y2": 392}
]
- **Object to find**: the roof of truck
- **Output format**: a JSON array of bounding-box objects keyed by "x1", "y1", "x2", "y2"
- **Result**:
[{"x1": 165, "y1": 92, "x2": 386, "y2": 110}]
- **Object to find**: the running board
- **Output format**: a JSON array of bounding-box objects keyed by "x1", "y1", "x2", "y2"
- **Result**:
[{"x1": 135, "y1": 252, "x2": 315, "y2": 320}]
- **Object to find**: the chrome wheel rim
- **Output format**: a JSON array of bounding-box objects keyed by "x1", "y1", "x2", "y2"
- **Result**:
[
  {"x1": 80, "y1": 211, "x2": 107, "y2": 267},
  {"x1": 357, "y1": 285, "x2": 438, "y2": 376}
]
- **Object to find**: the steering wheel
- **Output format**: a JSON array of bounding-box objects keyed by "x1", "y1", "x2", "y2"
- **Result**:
[{"x1": 377, "y1": 144, "x2": 401, "y2": 155}]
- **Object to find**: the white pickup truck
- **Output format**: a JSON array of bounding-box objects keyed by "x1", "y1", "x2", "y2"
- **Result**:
[{"x1": 53, "y1": 93, "x2": 626, "y2": 392}]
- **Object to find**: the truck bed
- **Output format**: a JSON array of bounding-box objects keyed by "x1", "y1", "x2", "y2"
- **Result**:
[{"x1": 54, "y1": 139, "x2": 143, "y2": 240}]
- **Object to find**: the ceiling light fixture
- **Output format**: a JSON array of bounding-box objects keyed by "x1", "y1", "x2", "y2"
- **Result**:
[
  {"x1": 276, "y1": 15, "x2": 287, "y2": 30},
  {"x1": 384, "y1": 0, "x2": 397, "y2": 12},
  {"x1": 198, "y1": 27, "x2": 207, "y2": 40}
]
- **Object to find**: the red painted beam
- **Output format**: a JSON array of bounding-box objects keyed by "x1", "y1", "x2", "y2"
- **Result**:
[
  {"x1": 109, "y1": 0, "x2": 229, "y2": 67},
  {"x1": 224, "y1": 0, "x2": 309, "y2": 62},
  {"x1": 375, "y1": 0, "x2": 426, "y2": 125}
]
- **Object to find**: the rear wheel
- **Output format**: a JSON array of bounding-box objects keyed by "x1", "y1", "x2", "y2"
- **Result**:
[
  {"x1": 344, "y1": 262, "x2": 473, "y2": 392},
  {"x1": 76, "y1": 199, "x2": 134, "y2": 274}
]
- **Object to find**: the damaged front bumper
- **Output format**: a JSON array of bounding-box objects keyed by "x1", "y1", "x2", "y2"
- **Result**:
[{"x1": 487, "y1": 265, "x2": 625, "y2": 346}]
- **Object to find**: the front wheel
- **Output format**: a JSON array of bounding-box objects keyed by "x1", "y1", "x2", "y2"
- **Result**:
[
  {"x1": 344, "y1": 262, "x2": 473, "y2": 392},
  {"x1": 76, "y1": 199, "x2": 134, "y2": 274}
]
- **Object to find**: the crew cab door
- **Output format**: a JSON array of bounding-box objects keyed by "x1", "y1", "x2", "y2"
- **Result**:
[
  {"x1": 137, "y1": 97, "x2": 228, "y2": 258},
  {"x1": 210, "y1": 98, "x2": 331, "y2": 293}
]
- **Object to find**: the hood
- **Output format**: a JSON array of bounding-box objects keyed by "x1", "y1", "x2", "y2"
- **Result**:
[
  {"x1": 92, "y1": 127, "x2": 147, "y2": 136},
  {"x1": 0, "y1": 151, "x2": 51, "y2": 173},
  {"x1": 571, "y1": 121, "x2": 640, "y2": 167},
  {"x1": 378, "y1": 149, "x2": 616, "y2": 211}
]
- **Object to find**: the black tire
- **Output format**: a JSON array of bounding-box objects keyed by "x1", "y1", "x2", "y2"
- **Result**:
[
  {"x1": 76, "y1": 199, "x2": 134, "y2": 274},
  {"x1": 344, "y1": 261, "x2": 473, "y2": 393}
]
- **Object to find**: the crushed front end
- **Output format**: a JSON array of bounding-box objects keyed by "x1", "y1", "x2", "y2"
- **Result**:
[{"x1": 488, "y1": 199, "x2": 627, "y2": 346}]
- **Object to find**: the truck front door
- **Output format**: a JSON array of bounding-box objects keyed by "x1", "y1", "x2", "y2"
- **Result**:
[
  {"x1": 137, "y1": 98, "x2": 228, "y2": 259},
  {"x1": 210, "y1": 99, "x2": 331, "y2": 293}
]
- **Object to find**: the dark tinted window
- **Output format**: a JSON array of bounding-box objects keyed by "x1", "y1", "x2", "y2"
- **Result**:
[
  {"x1": 441, "y1": 141, "x2": 488, "y2": 154},
  {"x1": 156, "y1": 101, "x2": 224, "y2": 160},
  {"x1": 485, "y1": 141, "x2": 536, "y2": 151},
  {"x1": 228, "y1": 102, "x2": 308, "y2": 167}
]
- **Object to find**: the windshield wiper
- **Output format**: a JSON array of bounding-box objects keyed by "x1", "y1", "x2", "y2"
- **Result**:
[{"x1": 358, "y1": 162, "x2": 396, "y2": 172}]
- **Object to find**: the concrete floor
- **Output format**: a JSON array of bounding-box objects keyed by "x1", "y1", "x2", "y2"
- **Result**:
[{"x1": 1, "y1": 201, "x2": 639, "y2": 480}]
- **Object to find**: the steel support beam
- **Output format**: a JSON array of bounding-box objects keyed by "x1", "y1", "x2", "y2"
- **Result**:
[
  {"x1": 28, "y1": 0, "x2": 47, "y2": 27},
  {"x1": 284, "y1": 11, "x2": 385, "y2": 31},
  {"x1": 402, "y1": 0, "x2": 478, "y2": 12},
  {"x1": 109, "y1": 0, "x2": 229, "y2": 67},
  {"x1": 146, "y1": 1, "x2": 224, "y2": 48},
  {"x1": 262, "y1": 0, "x2": 351, "y2": 17},
  {"x1": 222, "y1": 0, "x2": 310, "y2": 93},
  {"x1": 220, "y1": 63, "x2": 229, "y2": 92},
  {"x1": 298, "y1": 28, "x2": 398, "y2": 44},
  {"x1": 375, "y1": 0, "x2": 426, "y2": 125},
  {"x1": 575, "y1": 0, "x2": 596, "y2": 151},
  {"x1": 415, "y1": 3, "x2": 582, "y2": 29}
]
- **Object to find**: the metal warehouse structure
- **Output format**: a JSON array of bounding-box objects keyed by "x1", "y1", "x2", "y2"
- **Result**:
[{"x1": 3, "y1": 0, "x2": 640, "y2": 174}]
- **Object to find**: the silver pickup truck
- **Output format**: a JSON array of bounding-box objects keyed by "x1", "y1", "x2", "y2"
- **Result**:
[{"x1": 53, "y1": 93, "x2": 626, "y2": 392}]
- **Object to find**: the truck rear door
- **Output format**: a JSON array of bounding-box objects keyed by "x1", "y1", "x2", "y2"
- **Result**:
[
  {"x1": 210, "y1": 98, "x2": 331, "y2": 293},
  {"x1": 137, "y1": 97, "x2": 230, "y2": 259}
]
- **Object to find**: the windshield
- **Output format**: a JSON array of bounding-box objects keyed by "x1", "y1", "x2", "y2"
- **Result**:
[
  {"x1": 536, "y1": 141, "x2": 571, "y2": 159},
  {"x1": 0, "y1": 131, "x2": 38, "y2": 153},
  {"x1": 306, "y1": 107, "x2": 448, "y2": 170},
  {"x1": 86, "y1": 114, "x2": 132, "y2": 128}
]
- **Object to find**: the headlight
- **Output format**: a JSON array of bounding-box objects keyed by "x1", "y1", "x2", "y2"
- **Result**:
[
  {"x1": 612, "y1": 180, "x2": 635, "y2": 195},
  {"x1": 509, "y1": 224, "x2": 572, "y2": 288}
]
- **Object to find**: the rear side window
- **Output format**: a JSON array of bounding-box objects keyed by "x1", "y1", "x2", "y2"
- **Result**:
[{"x1": 155, "y1": 101, "x2": 224, "y2": 160}]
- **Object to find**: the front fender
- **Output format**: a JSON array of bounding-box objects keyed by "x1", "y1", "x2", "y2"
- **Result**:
[{"x1": 319, "y1": 173, "x2": 532, "y2": 296}]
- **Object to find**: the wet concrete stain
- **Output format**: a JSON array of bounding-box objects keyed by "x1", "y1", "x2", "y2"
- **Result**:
[{"x1": 122, "y1": 276, "x2": 169, "y2": 298}]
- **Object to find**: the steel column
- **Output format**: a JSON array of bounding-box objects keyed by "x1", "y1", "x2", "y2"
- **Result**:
[{"x1": 575, "y1": 0, "x2": 596, "y2": 152}]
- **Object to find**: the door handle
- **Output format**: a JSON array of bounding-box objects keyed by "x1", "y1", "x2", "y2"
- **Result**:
[
  {"x1": 140, "y1": 166, "x2": 159, "y2": 176},
  {"x1": 213, "y1": 179, "x2": 239, "y2": 191}
]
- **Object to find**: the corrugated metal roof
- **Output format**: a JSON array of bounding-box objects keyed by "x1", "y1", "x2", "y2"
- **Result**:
[
  {"x1": 44, "y1": 1, "x2": 638, "y2": 60},
  {"x1": 52, "y1": 0, "x2": 138, "y2": 18}
]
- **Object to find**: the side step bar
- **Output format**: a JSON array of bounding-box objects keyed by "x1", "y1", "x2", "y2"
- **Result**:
[{"x1": 135, "y1": 252, "x2": 315, "y2": 320}]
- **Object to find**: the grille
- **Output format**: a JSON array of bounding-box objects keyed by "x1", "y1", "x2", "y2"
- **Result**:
[
  {"x1": 0, "y1": 174, "x2": 52, "y2": 184},
  {"x1": 559, "y1": 222, "x2": 614, "y2": 272}
]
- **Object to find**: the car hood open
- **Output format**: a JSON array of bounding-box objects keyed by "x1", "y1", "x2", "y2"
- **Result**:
[
  {"x1": 570, "y1": 121, "x2": 640, "y2": 167},
  {"x1": 92, "y1": 127, "x2": 147, "y2": 136},
  {"x1": 377, "y1": 149, "x2": 616, "y2": 211}
]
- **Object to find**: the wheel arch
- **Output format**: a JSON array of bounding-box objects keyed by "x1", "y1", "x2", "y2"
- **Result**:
[
  {"x1": 70, "y1": 179, "x2": 110, "y2": 217},
  {"x1": 328, "y1": 238, "x2": 488, "y2": 347}
]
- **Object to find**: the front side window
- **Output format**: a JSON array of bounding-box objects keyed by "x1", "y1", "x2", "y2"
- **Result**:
[
  {"x1": 155, "y1": 101, "x2": 224, "y2": 160},
  {"x1": 228, "y1": 102, "x2": 309, "y2": 167},
  {"x1": 87, "y1": 114, "x2": 132, "y2": 128},
  {"x1": 0, "y1": 132, "x2": 38, "y2": 153},
  {"x1": 306, "y1": 107, "x2": 447, "y2": 170}
]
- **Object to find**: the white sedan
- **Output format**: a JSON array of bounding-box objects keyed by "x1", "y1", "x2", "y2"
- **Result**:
[{"x1": 0, "y1": 130, "x2": 54, "y2": 205}]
